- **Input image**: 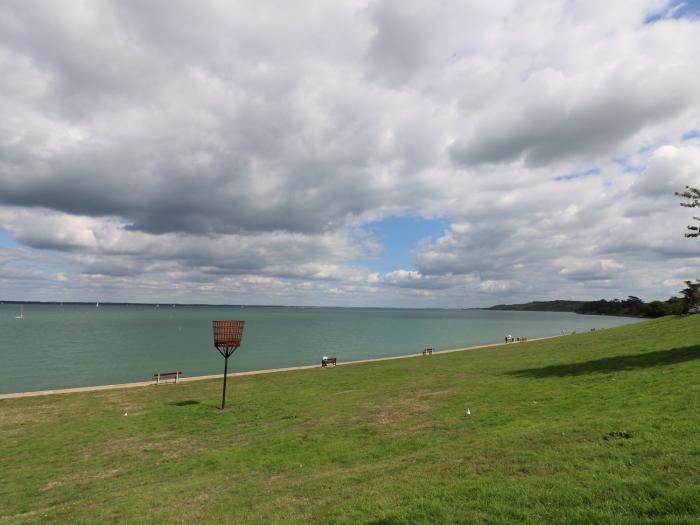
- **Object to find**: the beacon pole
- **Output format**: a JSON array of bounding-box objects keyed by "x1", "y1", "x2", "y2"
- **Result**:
[
  {"x1": 212, "y1": 320, "x2": 244, "y2": 410},
  {"x1": 221, "y1": 354, "x2": 229, "y2": 409}
]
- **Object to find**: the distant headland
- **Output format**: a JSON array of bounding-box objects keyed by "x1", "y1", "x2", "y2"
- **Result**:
[{"x1": 487, "y1": 296, "x2": 687, "y2": 318}]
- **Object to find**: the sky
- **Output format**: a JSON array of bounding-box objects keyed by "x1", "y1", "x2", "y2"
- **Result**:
[{"x1": 1, "y1": 0, "x2": 699, "y2": 307}]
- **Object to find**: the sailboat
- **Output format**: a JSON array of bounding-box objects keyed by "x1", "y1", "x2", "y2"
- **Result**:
[
  {"x1": 96, "y1": 301, "x2": 99, "y2": 308},
  {"x1": 15, "y1": 304, "x2": 23, "y2": 319}
]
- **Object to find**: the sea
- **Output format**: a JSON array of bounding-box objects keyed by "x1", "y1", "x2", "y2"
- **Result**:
[{"x1": 0, "y1": 303, "x2": 641, "y2": 394}]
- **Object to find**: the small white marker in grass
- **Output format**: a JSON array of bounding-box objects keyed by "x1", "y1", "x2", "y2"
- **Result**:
[
  {"x1": 124, "y1": 412, "x2": 128, "y2": 416},
  {"x1": 464, "y1": 408, "x2": 471, "y2": 416}
]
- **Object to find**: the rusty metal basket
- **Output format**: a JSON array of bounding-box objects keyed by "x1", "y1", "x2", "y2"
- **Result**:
[{"x1": 212, "y1": 320, "x2": 244, "y2": 349}]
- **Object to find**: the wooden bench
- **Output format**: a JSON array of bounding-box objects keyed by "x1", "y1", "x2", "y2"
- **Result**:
[
  {"x1": 321, "y1": 357, "x2": 337, "y2": 367},
  {"x1": 422, "y1": 348, "x2": 433, "y2": 356},
  {"x1": 153, "y1": 371, "x2": 182, "y2": 385}
]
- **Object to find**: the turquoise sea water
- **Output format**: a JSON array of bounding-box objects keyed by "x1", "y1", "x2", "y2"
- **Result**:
[{"x1": 0, "y1": 304, "x2": 640, "y2": 394}]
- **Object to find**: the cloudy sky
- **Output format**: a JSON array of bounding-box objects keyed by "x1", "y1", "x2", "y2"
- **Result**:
[{"x1": 1, "y1": 0, "x2": 700, "y2": 307}]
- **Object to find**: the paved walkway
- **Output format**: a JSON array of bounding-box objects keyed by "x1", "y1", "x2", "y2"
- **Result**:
[{"x1": 0, "y1": 336, "x2": 557, "y2": 400}]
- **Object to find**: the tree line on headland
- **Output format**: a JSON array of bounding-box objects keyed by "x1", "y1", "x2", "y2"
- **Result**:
[{"x1": 488, "y1": 287, "x2": 698, "y2": 318}]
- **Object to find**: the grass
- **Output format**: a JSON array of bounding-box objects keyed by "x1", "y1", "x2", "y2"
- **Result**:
[{"x1": 1, "y1": 315, "x2": 699, "y2": 524}]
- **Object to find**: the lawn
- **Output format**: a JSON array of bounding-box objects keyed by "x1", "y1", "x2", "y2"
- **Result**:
[{"x1": 1, "y1": 315, "x2": 699, "y2": 524}]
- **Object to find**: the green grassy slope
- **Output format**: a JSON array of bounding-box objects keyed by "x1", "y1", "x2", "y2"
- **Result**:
[{"x1": 1, "y1": 315, "x2": 699, "y2": 524}]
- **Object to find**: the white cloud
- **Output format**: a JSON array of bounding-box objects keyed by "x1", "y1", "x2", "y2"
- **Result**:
[
  {"x1": 631, "y1": 143, "x2": 700, "y2": 199},
  {"x1": 0, "y1": 0, "x2": 699, "y2": 306}
]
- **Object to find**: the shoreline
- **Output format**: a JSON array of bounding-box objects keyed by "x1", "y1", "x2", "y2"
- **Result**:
[{"x1": 0, "y1": 335, "x2": 559, "y2": 400}]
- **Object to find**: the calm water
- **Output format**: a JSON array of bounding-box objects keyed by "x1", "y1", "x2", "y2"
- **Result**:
[{"x1": 0, "y1": 304, "x2": 640, "y2": 394}]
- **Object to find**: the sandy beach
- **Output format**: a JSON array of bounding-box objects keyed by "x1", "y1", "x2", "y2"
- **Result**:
[{"x1": 0, "y1": 336, "x2": 558, "y2": 400}]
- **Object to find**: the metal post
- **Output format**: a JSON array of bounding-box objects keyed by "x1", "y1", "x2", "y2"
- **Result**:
[{"x1": 221, "y1": 356, "x2": 229, "y2": 410}]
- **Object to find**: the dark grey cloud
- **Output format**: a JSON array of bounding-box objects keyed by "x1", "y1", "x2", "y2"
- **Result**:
[
  {"x1": 365, "y1": 1, "x2": 430, "y2": 84},
  {"x1": 0, "y1": 1, "x2": 441, "y2": 236},
  {"x1": 450, "y1": 73, "x2": 697, "y2": 167}
]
